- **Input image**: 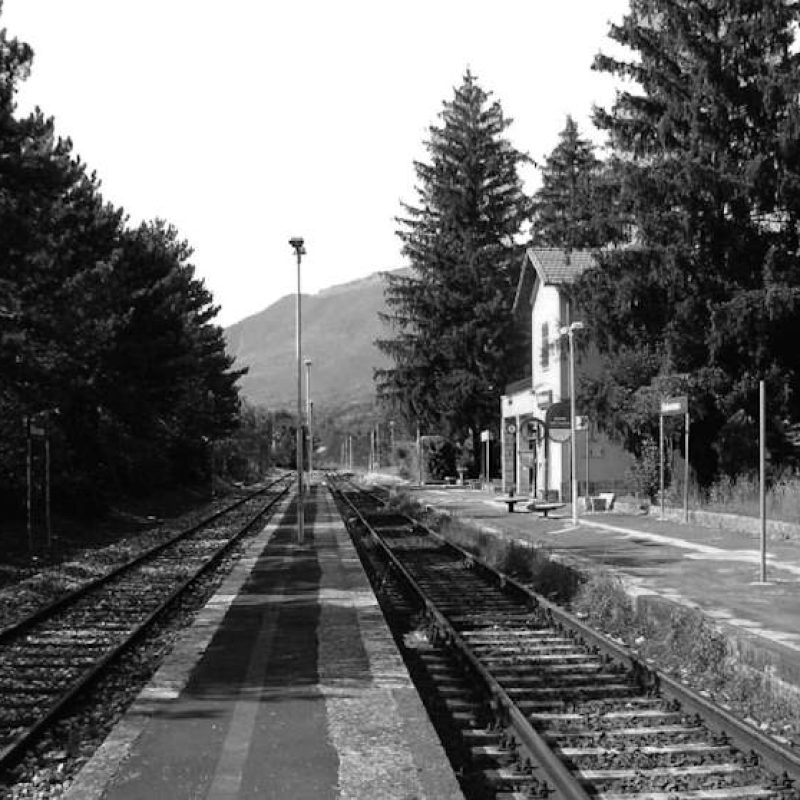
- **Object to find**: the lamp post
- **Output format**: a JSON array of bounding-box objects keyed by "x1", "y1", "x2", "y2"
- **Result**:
[
  {"x1": 560, "y1": 321, "x2": 584, "y2": 525},
  {"x1": 289, "y1": 237, "x2": 305, "y2": 544},
  {"x1": 304, "y1": 358, "x2": 313, "y2": 487}
]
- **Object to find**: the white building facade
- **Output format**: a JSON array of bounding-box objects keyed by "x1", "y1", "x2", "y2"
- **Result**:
[{"x1": 500, "y1": 248, "x2": 633, "y2": 499}]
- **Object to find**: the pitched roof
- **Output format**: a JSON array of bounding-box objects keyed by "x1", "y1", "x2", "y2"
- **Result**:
[
  {"x1": 527, "y1": 247, "x2": 598, "y2": 285},
  {"x1": 512, "y1": 247, "x2": 598, "y2": 312}
]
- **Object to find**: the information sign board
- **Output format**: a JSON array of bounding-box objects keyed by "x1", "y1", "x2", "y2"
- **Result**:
[
  {"x1": 546, "y1": 400, "x2": 571, "y2": 429},
  {"x1": 660, "y1": 396, "x2": 688, "y2": 416}
]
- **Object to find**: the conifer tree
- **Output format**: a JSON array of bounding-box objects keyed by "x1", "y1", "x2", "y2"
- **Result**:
[
  {"x1": 531, "y1": 115, "x2": 621, "y2": 248},
  {"x1": 574, "y1": 0, "x2": 800, "y2": 481},
  {"x1": 0, "y1": 4, "x2": 245, "y2": 513},
  {"x1": 376, "y1": 71, "x2": 531, "y2": 468}
]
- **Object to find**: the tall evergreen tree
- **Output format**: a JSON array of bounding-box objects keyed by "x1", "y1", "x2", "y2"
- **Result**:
[
  {"x1": 376, "y1": 71, "x2": 531, "y2": 468},
  {"x1": 0, "y1": 4, "x2": 245, "y2": 514},
  {"x1": 531, "y1": 115, "x2": 622, "y2": 248},
  {"x1": 573, "y1": 0, "x2": 800, "y2": 482},
  {"x1": 98, "y1": 220, "x2": 244, "y2": 492}
]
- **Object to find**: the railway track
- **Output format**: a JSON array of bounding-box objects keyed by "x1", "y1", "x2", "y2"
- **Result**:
[
  {"x1": 329, "y1": 476, "x2": 800, "y2": 800},
  {"x1": 0, "y1": 474, "x2": 293, "y2": 776}
]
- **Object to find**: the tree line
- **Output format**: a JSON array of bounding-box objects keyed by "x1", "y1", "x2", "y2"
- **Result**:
[
  {"x1": 0, "y1": 9, "x2": 243, "y2": 517},
  {"x1": 378, "y1": 0, "x2": 800, "y2": 487}
]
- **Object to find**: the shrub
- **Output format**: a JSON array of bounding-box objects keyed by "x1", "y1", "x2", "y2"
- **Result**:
[{"x1": 626, "y1": 437, "x2": 665, "y2": 501}]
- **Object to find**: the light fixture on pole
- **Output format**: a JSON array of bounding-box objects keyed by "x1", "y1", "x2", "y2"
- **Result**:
[
  {"x1": 560, "y1": 321, "x2": 584, "y2": 525},
  {"x1": 289, "y1": 237, "x2": 305, "y2": 544},
  {"x1": 304, "y1": 358, "x2": 313, "y2": 487}
]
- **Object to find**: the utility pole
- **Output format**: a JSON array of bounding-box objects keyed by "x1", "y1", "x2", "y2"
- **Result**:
[
  {"x1": 289, "y1": 237, "x2": 305, "y2": 544},
  {"x1": 305, "y1": 359, "x2": 313, "y2": 488}
]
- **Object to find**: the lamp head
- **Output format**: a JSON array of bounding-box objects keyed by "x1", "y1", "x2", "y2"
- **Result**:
[
  {"x1": 560, "y1": 321, "x2": 585, "y2": 336},
  {"x1": 304, "y1": 358, "x2": 312, "y2": 367}
]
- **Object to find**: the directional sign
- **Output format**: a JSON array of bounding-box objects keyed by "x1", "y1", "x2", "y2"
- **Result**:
[{"x1": 660, "y1": 396, "x2": 688, "y2": 416}]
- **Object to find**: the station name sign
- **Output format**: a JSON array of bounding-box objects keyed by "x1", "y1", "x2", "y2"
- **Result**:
[
  {"x1": 545, "y1": 400, "x2": 571, "y2": 429},
  {"x1": 660, "y1": 395, "x2": 688, "y2": 416}
]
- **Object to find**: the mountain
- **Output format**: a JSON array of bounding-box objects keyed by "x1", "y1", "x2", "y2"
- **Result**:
[{"x1": 225, "y1": 270, "x2": 398, "y2": 411}]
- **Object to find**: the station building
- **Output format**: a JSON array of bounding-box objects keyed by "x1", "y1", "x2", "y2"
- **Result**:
[{"x1": 500, "y1": 247, "x2": 633, "y2": 499}]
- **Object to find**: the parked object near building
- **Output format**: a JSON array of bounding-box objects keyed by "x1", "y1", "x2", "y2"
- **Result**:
[{"x1": 501, "y1": 247, "x2": 633, "y2": 500}]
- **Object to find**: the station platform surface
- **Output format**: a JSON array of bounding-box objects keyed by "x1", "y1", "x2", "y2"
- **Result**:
[
  {"x1": 411, "y1": 484, "x2": 800, "y2": 689},
  {"x1": 65, "y1": 485, "x2": 464, "y2": 800}
]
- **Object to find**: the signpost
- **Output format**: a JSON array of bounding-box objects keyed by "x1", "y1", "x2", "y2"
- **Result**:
[
  {"x1": 759, "y1": 381, "x2": 767, "y2": 582},
  {"x1": 23, "y1": 411, "x2": 54, "y2": 555},
  {"x1": 480, "y1": 429, "x2": 493, "y2": 486},
  {"x1": 659, "y1": 396, "x2": 689, "y2": 521}
]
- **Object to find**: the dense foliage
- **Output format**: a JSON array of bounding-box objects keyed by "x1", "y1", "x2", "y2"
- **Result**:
[
  {"x1": 531, "y1": 115, "x2": 623, "y2": 249},
  {"x1": 0, "y1": 9, "x2": 243, "y2": 516},
  {"x1": 376, "y1": 71, "x2": 531, "y2": 471},
  {"x1": 573, "y1": 0, "x2": 800, "y2": 483}
]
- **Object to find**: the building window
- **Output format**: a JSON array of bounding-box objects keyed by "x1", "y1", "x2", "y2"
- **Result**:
[{"x1": 540, "y1": 322, "x2": 549, "y2": 370}]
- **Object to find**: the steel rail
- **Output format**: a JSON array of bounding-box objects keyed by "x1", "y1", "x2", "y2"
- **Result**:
[
  {"x1": 330, "y1": 477, "x2": 592, "y2": 800},
  {"x1": 0, "y1": 473, "x2": 291, "y2": 644},
  {"x1": 0, "y1": 475, "x2": 293, "y2": 773},
  {"x1": 333, "y1": 475, "x2": 800, "y2": 788}
]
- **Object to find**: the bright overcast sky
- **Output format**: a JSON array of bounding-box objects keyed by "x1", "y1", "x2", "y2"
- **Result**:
[{"x1": 2, "y1": 0, "x2": 631, "y2": 327}]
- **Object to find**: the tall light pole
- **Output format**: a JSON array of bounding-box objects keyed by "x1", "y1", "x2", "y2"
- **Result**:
[
  {"x1": 290, "y1": 237, "x2": 305, "y2": 544},
  {"x1": 304, "y1": 358, "x2": 313, "y2": 487},
  {"x1": 560, "y1": 321, "x2": 584, "y2": 525}
]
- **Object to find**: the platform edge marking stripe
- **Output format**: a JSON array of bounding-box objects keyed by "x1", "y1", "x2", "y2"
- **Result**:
[
  {"x1": 61, "y1": 495, "x2": 293, "y2": 800},
  {"x1": 318, "y1": 490, "x2": 465, "y2": 800}
]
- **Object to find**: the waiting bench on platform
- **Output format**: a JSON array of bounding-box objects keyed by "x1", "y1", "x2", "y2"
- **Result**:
[
  {"x1": 500, "y1": 497, "x2": 566, "y2": 516},
  {"x1": 526, "y1": 502, "x2": 565, "y2": 517},
  {"x1": 501, "y1": 496, "x2": 529, "y2": 513}
]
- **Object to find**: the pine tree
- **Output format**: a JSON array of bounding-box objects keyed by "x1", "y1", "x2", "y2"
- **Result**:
[
  {"x1": 574, "y1": 0, "x2": 800, "y2": 482},
  {"x1": 98, "y1": 220, "x2": 244, "y2": 492},
  {"x1": 531, "y1": 115, "x2": 621, "y2": 248},
  {"x1": 0, "y1": 3, "x2": 245, "y2": 513},
  {"x1": 376, "y1": 71, "x2": 531, "y2": 470}
]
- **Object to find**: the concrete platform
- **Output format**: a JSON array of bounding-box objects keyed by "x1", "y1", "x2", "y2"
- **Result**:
[
  {"x1": 412, "y1": 485, "x2": 800, "y2": 695},
  {"x1": 65, "y1": 485, "x2": 464, "y2": 800}
]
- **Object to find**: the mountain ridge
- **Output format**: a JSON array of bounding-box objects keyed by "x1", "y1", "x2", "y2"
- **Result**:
[{"x1": 225, "y1": 269, "x2": 401, "y2": 411}]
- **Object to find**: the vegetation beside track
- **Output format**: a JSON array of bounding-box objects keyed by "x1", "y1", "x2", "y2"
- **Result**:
[{"x1": 384, "y1": 490, "x2": 800, "y2": 751}]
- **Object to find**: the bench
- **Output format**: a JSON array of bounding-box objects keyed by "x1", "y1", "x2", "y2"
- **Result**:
[
  {"x1": 588, "y1": 492, "x2": 616, "y2": 512},
  {"x1": 500, "y1": 496, "x2": 529, "y2": 513},
  {"x1": 526, "y1": 502, "x2": 565, "y2": 518}
]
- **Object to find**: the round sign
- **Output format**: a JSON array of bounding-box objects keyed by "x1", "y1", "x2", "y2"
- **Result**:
[
  {"x1": 524, "y1": 418, "x2": 546, "y2": 443},
  {"x1": 505, "y1": 423, "x2": 517, "y2": 435},
  {"x1": 548, "y1": 427, "x2": 572, "y2": 444}
]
